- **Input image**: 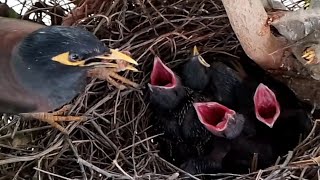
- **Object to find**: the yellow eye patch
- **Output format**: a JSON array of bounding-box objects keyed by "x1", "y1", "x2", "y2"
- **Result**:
[{"x1": 52, "y1": 52, "x2": 85, "y2": 66}]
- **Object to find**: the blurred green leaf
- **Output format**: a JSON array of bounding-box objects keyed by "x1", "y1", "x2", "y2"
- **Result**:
[{"x1": 0, "y1": 3, "x2": 20, "y2": 18}]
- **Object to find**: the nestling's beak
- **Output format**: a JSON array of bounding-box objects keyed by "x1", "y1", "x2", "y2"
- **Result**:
[
  {"x1": 194, "y1": 101, "x2": 245, "y2": 139},
  {"x1": 193, "y1": 46, "x2": 210, "y2": 68},
  {"x1": 254, "y1": 83, "x2": 280, "y2": 128},
  {"x1": 194, "y1": 102, "x2": 234, "y2": 133},
  {"x1": 150, "y1": 56, "x2": 178, "y2": 89}
]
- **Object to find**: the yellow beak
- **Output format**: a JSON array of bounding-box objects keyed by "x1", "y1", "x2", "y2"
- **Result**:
[
  {"x1": 193, "y1": 46, "x2": 200, "y2": 56},
  {"x1": 52, "y1": 49, "x2": 138, "y2": 72},
  {"x1": 95, "y1": 49, "x2": 138, "y2": 65},
  {"x1": 99, "y1": 63, "x2": 139, "y2": 72},
  {"x1": 193, "y1": 46, "x2": 210, "y2": 68}
]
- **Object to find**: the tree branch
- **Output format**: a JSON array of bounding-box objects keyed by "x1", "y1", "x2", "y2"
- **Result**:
[
  {"x1": 62, "y1": 0, "x2": 107, "y2": 26},
  {"x1": 222, "y1": 0, "x2": 286, "y2": 69}
]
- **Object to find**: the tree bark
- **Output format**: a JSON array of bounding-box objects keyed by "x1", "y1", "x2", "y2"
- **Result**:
[{"x1": 222, "y1": 0, "x2": 286, "y2": 69}]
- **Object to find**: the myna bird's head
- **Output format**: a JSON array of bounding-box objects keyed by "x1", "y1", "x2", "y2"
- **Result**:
[
  {"x1": 148, "y1": 56, "x2": 185, "y2": 110},
  {"x1": 182, "y1": 46, "x2": 210, "y2": 90},
  {"x1": 193, "y1": 102, "x2": 245, "y2": 139},
  {"x1": 254, "y1": 83, "x2": 280, "y2": 128},
  {"x1": 15, "y1": 26, "x2": 138, "y2": 71}
]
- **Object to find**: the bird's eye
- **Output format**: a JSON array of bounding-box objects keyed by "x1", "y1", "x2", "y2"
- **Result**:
[{"x1": 69, "y1": 53, "x2": 81, "y2": 62}]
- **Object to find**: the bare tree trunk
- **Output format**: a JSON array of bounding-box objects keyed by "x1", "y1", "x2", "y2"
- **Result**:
[
  {"x1": 222, "y1": 0, "x2": 286, "y2": 69},
  {"x1": 222, "y1": 0, "x2": 320, "y2": 108}
]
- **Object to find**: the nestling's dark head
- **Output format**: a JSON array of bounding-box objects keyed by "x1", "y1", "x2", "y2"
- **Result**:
[
  {"x1": 14, "y1": 26, "x2": 137, "y2": 70},
  {"x1": 148, "y1": 56, "x2": 186, "y2": 110},
  {"x1": 182, "y1": 46, "x2": 210, "y2": 90}
]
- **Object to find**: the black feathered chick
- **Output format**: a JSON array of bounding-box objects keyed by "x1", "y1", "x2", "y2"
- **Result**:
[
  {"x1": 179, "y1": 47, "x2": 313, "y2": 175},
  {"x1": 148, "y1": 56, "x2": 186, "y2": 110},
  {"x1": 182, "y1": 46, "x2": 247, "y2": 109},
  {"x1": 147, "y1": 56, "x2": 217, "y2": 166}
]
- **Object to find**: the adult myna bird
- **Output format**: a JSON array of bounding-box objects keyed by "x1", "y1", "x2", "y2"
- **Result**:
[{"x1": 0, "y1": 17, "x2": 139, "y2": 133}]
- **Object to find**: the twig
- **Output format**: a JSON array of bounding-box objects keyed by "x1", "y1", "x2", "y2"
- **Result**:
[
  {"x1": 157, "y1": 155, "x2": 201, "y2": 180},
  {"x1": 0, "y1": 140, "x2": 63, "y2": 165},
  {"x1": 0, "y1": 126, "x2": 51, "y2": 140},
  {"x1": 113, "y1": 159, "x2": 134, "y2": 179},
  {"x1": 119, "y1": 133, "x2": 162, "y2": 152},
  {"x1": 66, "y1": 137, "x2": 88, "y2": 180},
  {"x1": 265, "y1": 151, "x2": 294, "y2": 180},
  {"x1": 78, "y1": 158, "x2": 129, "y2": 179},
  {"x1": 34, "y1": 167, "x2": 76, "y2": 180}
]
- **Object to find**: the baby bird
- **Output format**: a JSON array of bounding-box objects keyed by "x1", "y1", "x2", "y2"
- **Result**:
[
  {"x1": 147, "y1": 56, "x2": 214, "y2": 166},
  {"x1": 182, "y1": 46, "x2": 247, "y2": 109},
  {"x1": 179, "y1": 101, "x2": 247, "y2": 176},
  {"x1": 253, "y1": 83, "x2": 312, "y2": 156},
  {"x1": 184, "y1": 98, "x2": 276, "y2": 175},
  {"x1": 179, "y1": 48, "x2": 312, "y2": 175},
  {"x1": 148, "y1": 56, "x2": 186, "y2": 110},
  {"x1": 193, "y1": 101, "x2": 245, "y2": 139},
  {"x1": 235, "y1": 53, "x2": 313, "y2": 154},
  {"x1": 182, "y1": 46, "x2": 211, "y2": 91}
]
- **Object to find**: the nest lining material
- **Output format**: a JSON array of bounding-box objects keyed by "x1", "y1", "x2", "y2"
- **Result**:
[{"x1": 0, "y1": 0, "x2": 319, "y2": 179}]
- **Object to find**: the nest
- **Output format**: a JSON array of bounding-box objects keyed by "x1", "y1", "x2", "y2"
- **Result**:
[{"x1": 0, "y1": 0, "x2": 320, "y2": 179}]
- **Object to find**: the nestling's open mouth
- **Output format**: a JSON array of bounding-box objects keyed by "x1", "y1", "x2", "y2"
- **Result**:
[
  {"x1": 254, "y1": 83, "x2": 280, "y2": 128},
  {"x1": 150, "y1": 57, "x2": 177, "y2": 89},
  {"x1": 194, "y1": 102, "x2": 235, "y2": 132}
]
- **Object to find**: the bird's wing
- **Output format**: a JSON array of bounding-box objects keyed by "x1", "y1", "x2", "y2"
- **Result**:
[
  {"x1": 0, "y1": 17, "x2": 45, "y2": 52},
  {"x1": 0, "y1": 17, "x2": 45, "y2": 113}
]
